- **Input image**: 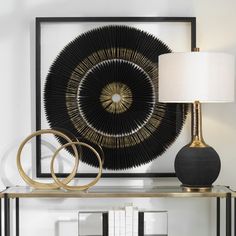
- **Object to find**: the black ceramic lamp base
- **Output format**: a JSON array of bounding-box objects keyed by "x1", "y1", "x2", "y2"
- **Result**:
[{"x1": 174, "y1": 145, "x2": 221, "y2": 188}]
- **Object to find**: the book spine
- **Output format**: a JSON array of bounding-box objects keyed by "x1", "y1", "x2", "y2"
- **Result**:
[
  {"x1": 115, "y1": 210, "x2": 120, "y2": 236},
  {"x1": 120, "y1": 210, "x2": 125, "y2": 236},
  {"x1": 133, "y1": 208, "x2": 138, "y2": 236},
  {"x1": 125, "y1": 205, "x2": 133, "y2": 236},
  {"x1": 108, "y1": 210, "x2": 115, "y2": 236}
]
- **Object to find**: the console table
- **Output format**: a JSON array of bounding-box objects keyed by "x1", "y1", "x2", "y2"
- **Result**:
[{"x1": 0, "y1": 185, "x2": 233, "y2": 236}]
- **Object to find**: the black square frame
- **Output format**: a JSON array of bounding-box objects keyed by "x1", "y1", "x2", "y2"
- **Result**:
[{"x1": 36, "y1": 17, "x2": 196, "y2": 178}]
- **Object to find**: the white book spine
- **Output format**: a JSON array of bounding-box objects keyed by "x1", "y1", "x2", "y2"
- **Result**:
[
  {"x1": 119, "y1": 210, "x2": 125, "y2": 236},
  {"x1": 133, "y1": 208, "x2": 139, "y2": 236},
  {"x1": 109, "y1": 210, "x2": 115, "y2": 236},
  {"x1": 125, "y1": 205, "x2": 133, "y2": 236},
  {"x1": 115, "y1": 210, "x2": 120, "y2": 236}
]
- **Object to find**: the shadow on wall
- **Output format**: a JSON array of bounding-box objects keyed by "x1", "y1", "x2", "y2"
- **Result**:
[{"x1": 0, "y1": 144, "x2": 23, "y2": 187}]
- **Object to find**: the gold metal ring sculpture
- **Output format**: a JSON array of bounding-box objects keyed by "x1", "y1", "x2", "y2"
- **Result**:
[
  {"x1": 17, "y1": 129, "x2": 80, "y2": 190},
  {"x1": 50, "y1": 141, "x2": 103, "y2": 191}
]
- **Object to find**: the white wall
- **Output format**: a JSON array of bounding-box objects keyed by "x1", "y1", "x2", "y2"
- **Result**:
[{"x1": 0, "y1": 0, "x2": 236, "y2": 235}]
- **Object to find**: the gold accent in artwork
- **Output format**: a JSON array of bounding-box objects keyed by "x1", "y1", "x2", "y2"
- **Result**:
[{"x1": 100, "y1": 82, "x2": 133, "y2": 114}]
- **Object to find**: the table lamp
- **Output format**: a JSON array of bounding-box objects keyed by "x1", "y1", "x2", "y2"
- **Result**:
[{"x1": 159, "y1": 50, "x2": 235, "y2": 189}]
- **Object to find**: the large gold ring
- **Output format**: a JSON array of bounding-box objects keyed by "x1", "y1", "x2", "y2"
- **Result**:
[
  {"x1": 17, "y1": 129, "x2": 80, "y2": 189},
  {"x1": 50, "y1": 141, "x2": 102, "y2": 191}
]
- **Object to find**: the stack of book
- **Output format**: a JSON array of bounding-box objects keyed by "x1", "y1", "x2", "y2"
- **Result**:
[
  {"x1": 108, "y1": 204, "x2": 139, "y2": 236},
  {"x1": 78, "y1": 208, "x2": 168, "y2": 236}
]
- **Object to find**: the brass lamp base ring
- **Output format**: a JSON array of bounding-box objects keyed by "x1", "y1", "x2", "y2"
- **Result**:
[{"x1": 181, "y1": 185, "x2": 212, "y2": 193}]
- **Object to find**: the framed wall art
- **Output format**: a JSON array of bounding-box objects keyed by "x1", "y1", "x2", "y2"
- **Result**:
[{"x1": 36, "y1": 17, "x2": 196, "y2": 178}]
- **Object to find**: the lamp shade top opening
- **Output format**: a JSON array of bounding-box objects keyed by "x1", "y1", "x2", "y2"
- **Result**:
[{"x1": 158, "y1": 52, "x2": 235, "y2": 103}]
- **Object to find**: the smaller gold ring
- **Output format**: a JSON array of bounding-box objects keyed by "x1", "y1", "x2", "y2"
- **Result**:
[
  {"x1": 17, "y1": 129, "x2": 80, "y2": 189},
  {"x1": 50, "y1": 141, "x2": 103, "y2": 191}
]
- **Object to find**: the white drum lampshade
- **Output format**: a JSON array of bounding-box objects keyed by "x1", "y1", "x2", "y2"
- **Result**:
[{"x1": 159, "y1": 52, "x2": 235, "y2": 103}]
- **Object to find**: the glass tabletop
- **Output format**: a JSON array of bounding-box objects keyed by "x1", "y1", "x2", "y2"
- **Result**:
[{"x1": 1, "y1": 185, "x2": 232, "y2": 198}]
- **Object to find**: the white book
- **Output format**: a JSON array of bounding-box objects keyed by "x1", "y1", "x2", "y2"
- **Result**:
[
  {"x1": 133, "y1": 208, "x2": 139, "y2": 236},
  {"x1": 108, "y1": 210, "x2": 115, "y2": 236},
  {"x1": 125, "y1": 205, "x2": 133, "y2": 236},
  {"x1": 119, "y1": 210, "x2": 125, "y2": 236},
  {"x1": 114, "y1": 210, "x2": 120, "y2": 236}
]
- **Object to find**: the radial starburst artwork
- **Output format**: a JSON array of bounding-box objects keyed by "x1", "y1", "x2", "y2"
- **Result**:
[{"x1": 44, "y1": 25, "x2": 188, "y2": 170}]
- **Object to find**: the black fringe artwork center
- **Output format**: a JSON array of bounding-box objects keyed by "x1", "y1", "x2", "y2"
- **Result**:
[{"x1": 78, "y1": 59, "x2": 155, "y2": 136}]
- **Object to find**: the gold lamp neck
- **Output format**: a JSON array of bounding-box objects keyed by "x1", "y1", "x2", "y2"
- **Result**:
[
  {"x1": 189, "y1": 48, "x2": 208, "y2": 147},
  {"x1": 189, "y1": 101, "x2": 208, "y2": 148}
]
